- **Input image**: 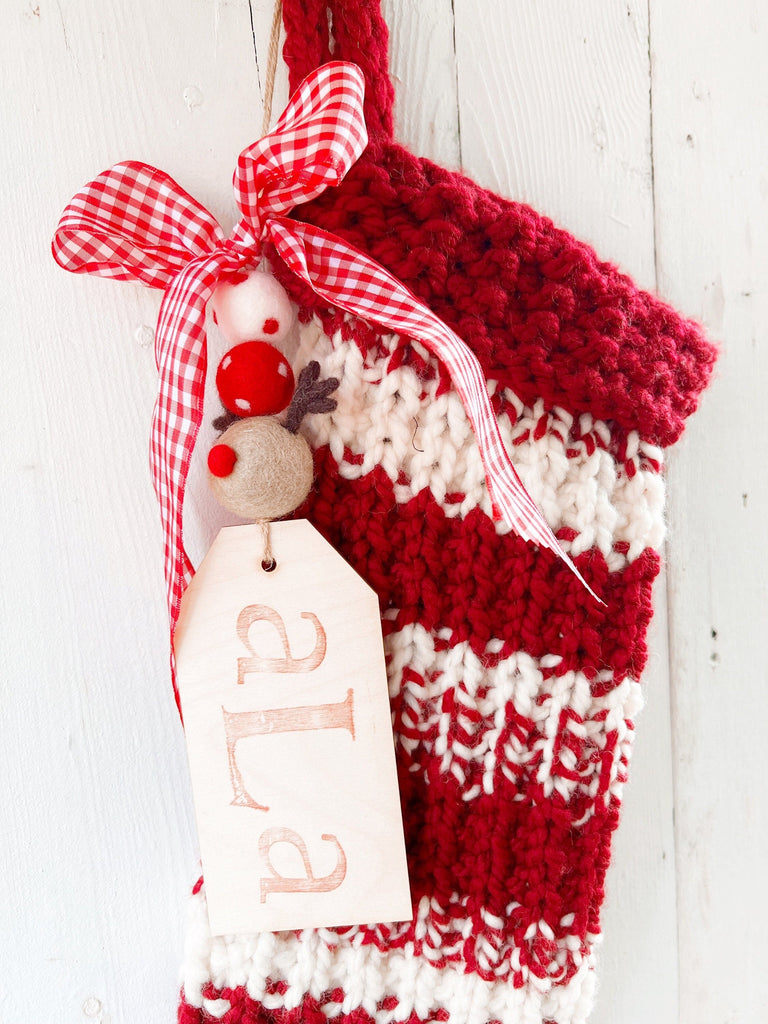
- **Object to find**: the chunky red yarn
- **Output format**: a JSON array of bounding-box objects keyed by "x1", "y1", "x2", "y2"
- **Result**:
[
  {"x1": 303, "y1": 448, "x2": 658, "y2": 684},
  {"x1": 279, "y1": 1, "x2": 715, "y2": 449},
  {"x1": 177, "y1": 4, "x2": 717, "y2": 1022}
]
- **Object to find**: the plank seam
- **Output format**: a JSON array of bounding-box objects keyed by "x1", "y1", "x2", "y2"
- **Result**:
[
  {"x1": 647, "y1": 3, "x2": 682, "y2": 1021},
  {"x1": 449, "y1": 0, "x2": 463, "y2": 169},
  {"x1": 248, "y1": 0, "x2": 263, "y2": 104}
]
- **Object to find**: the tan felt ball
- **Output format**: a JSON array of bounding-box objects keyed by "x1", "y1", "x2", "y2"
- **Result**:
[{"x1": 207, "y1": 417, "x2": 314, "y2": 521}]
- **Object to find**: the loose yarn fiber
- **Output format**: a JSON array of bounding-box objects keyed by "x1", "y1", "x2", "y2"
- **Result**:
[{"x1": 178, "y1": 3, "x2": 717, "y2": 1023}]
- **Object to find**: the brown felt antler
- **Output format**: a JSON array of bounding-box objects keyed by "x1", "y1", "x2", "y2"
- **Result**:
[
  {"x1": 284, "y1": 361, "x2": 339, "y2": 434},
  {"x1": 212, "y1": 409, "x2": 240, "y2": 433}
]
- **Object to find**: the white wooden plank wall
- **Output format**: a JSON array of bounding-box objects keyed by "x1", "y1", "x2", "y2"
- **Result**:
[
  {"x1": 1, "y1": 2, "x2": 764, "y2": 1022},
  {"x1": 651, "y1": 4, "x2": 768, "y2": 1022}
]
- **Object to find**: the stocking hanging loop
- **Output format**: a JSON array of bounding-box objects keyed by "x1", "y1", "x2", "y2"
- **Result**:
[{"x1": 282, "y1": 0, "x2": 395, "y2": 140}]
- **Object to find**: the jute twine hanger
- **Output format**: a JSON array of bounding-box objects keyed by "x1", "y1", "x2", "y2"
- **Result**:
[
  {"x1": 262, "y1": 0, "x2": 283, "y2": 136},
  {"x1": 256, "y1": 0, "x2": 283, "y2": 571}
]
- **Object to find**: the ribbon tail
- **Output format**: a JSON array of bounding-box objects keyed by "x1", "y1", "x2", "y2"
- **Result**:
[
  {"x1": 267, "y1": 217, "x2": 604, "y2": 604},
  {"x1": 484, "y1": 449, "x2": 605, "y2": 605},
  {"x1": 151, "y1": 251, "x2": 234, "y2": 699}
]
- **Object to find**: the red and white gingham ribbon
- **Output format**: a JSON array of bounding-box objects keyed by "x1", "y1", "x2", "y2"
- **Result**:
[{"x1": 53, "y1": 62, "x2": 598, "y2": 699}]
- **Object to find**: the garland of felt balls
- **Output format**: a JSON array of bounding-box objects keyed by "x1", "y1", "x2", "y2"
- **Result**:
[{"x1": 206, "y1": 266, "x2": 339, "y2": 523}]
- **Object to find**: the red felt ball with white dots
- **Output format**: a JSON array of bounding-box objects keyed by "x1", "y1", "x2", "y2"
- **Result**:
[
  {"x1": 216, "y1": 341, "x2": 295, "y2": 417},
  {"x1": 211, "y1": 268, "x2": 296, "y2": 345}
]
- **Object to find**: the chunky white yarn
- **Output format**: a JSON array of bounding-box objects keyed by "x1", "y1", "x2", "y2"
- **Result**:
[{"x1": 294, "y1": 320, "x2": 667, "y2": 572}]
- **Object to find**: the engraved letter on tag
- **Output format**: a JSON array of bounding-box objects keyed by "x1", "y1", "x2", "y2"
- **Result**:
[{"x1": 174, "y1": 520, "x2": 412, "y2": 935}]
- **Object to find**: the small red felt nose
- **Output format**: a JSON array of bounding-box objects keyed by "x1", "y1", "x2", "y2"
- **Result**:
[
  {"x1": 208, "y1": 443, "x2": 237, "y2": 478},
  {"x1": 262, "y1": 317, "x2": 280, "y2": 335}
]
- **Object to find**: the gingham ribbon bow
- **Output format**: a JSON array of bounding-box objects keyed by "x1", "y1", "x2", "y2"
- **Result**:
[{"x1": 53, "y1": 62, "x2": 598, "y2": 681}]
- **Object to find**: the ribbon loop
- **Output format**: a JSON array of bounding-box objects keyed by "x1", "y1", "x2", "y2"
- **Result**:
[
  {"x1": 234, "y1": 62, "x2": 367, "y2": 228},
  {"x1": 53, "y1": 161, "x2": 225, "y2": 289}
]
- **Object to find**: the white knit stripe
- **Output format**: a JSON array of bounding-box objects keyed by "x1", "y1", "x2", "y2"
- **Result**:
[
  {"x1": 384, "y1": 621, "x2": 644, "y2": 813},
  {"x1": 182, "y1": 884, "x2": 599, "y2": 1024},
  {"x1": 294, "y1": 320, "x2": 665, "y2": 569}
]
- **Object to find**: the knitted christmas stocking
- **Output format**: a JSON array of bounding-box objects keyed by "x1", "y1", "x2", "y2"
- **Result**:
[{"x1": 178, "y1": 3, "x2": 716, "y2": 1022}]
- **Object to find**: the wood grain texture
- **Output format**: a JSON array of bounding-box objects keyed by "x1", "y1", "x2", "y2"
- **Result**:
[
  {"x1": 382, "y1": 0, "x2": 460, "y2": 168},
  {"x1": 0, "y1": 2, "x2": 260, "y2": 1021},
  {"x1": 453, "y1": 0, "x2": 656, "y2": 288},
  {"x1": 650, "y1": 1, "x2": 768, "y2": 1021},
  {"x1": 175, "y1": 521, "x2": 411, "y2": 936},
  {"x1": 1, "y1": 0, "x2": 760, "y2": 1021}
]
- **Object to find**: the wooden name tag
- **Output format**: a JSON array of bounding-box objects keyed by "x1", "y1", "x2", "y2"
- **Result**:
[{"x1": 174, "y1": 520, "x2": 412, "y2": 936}]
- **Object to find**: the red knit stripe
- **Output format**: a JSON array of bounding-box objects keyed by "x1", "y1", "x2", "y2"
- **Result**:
[
  {"x1": 300, "y1": 447, "x2": 660, "y2": 688},
  {"x1": 179, "y1": 988, "x2": 455, "y2": 1024},
  {"x1": 358, "y1": 762, "x2": 615, "y2": 965},
  {"x1": 270, "y1": 139, "x2": 716, "y2": 449}
]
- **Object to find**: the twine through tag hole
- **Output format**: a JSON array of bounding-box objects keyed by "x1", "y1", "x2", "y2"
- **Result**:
[{"x1": 259, "y1": 520, "x2": 277, "y2": 572}]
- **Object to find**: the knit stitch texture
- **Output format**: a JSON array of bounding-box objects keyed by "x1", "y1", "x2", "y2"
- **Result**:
[{"x1": 177, "y1": 3, "x2": 717, "y2": 1022}]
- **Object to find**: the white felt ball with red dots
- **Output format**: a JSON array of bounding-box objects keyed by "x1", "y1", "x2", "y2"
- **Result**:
[
  {"x1": 216, "y1": 341, "x2": 295, "y2": 417},
  {"x1": 211, "y1": 268, "x2": 296, "y2": 345}
]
